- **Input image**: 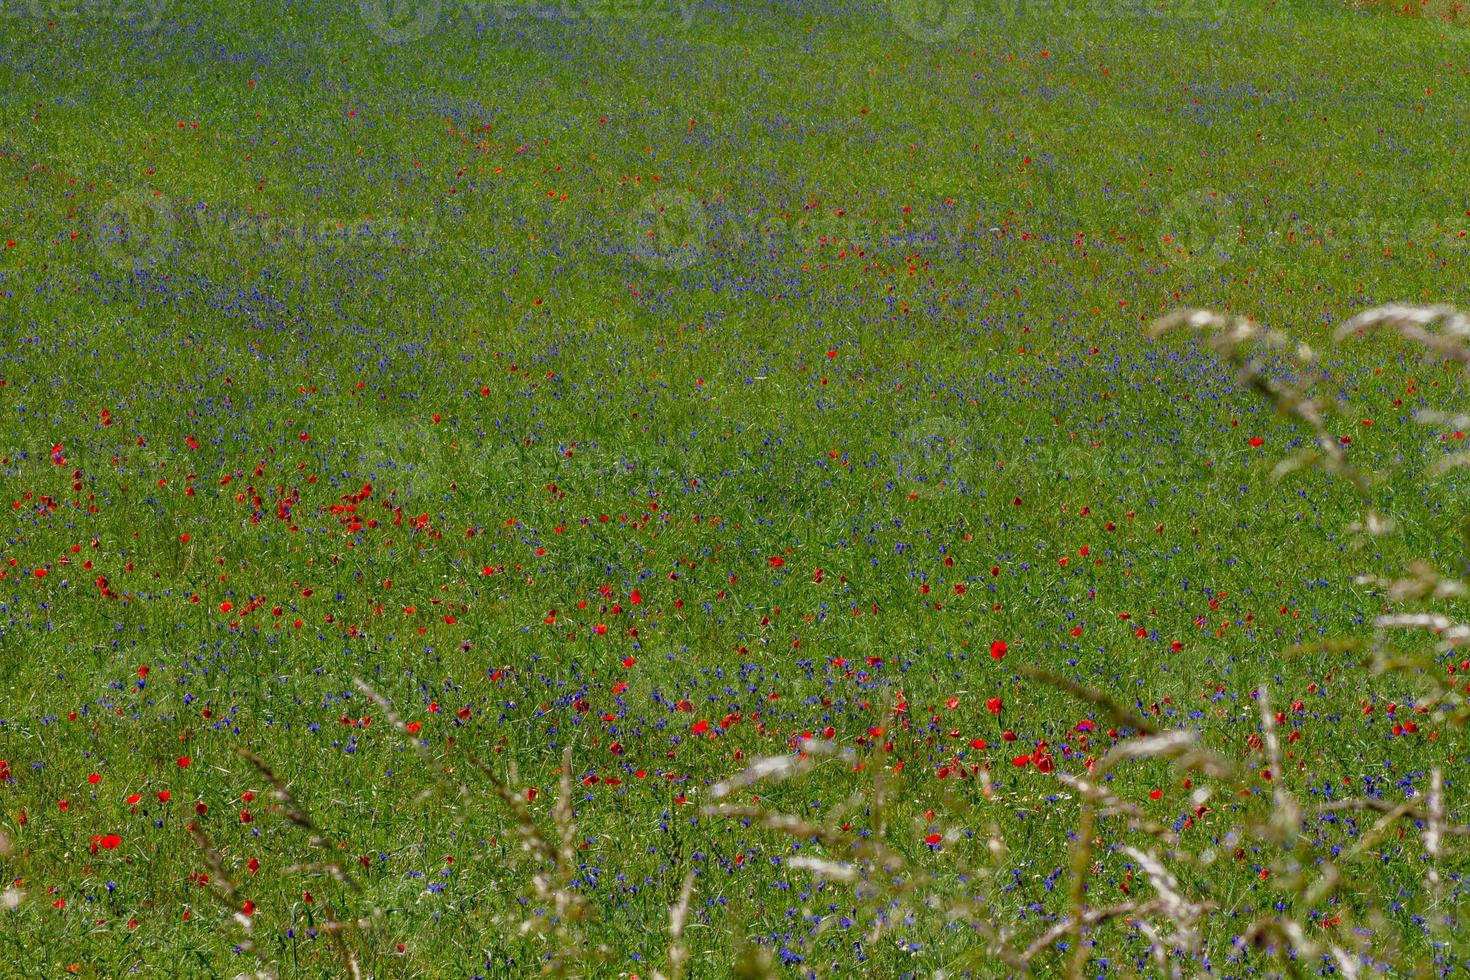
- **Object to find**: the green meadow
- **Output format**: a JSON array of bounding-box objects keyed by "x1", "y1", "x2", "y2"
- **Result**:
[{"x1": 2, "y1": 0, "x2": 1470, "y2": 975}]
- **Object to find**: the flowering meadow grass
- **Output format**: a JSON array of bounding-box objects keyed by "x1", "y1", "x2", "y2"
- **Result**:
[{"x1": 3, "y1": 0, "x2": 1470, "y2": 975}]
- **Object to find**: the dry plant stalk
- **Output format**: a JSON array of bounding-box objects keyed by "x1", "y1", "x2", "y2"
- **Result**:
[
  {"x1": 235, "y1": 746, "x2": 369, "y2": 980},
  {"x1": 187, "y1": 822, "x2": 274, "y2": 977},
  {"x1": 355, "y1": 676, "x2": 603, "y2": 977}
]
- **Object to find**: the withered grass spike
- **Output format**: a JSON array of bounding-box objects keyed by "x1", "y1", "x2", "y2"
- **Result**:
[
  {"x1": 189, "y1": 823, "x2": 237, "y2": 901},
  {"x1": 1022, "y1": 900, "x2": 1163, "y2": 963},
  {"x1": 236, "y1": 746, "x2": 312, "y2": 830},
  {"x1": 1017, "y1": 664, "x2": 1159, "y2": 735},
  {"x1": 1315, "y1": 798, "x2": 1470, "y2": 836},
  {"x1": 660, "y1": 870, "x2": 697, "y2": 980},
  {"x1": 1151, "y1": 307, "x2": 1371, "y2": 494},
  {"x1": 1058, "y1": 773, "x2": 1170, "y2": 837},
  {"x1": 187, "y1": 823, "x2": 272, "y2": 970},
  {"x1": 459, "y1": 741, "x2": 557, "y2": 864},
  {"x1": 1257, "y1": 686, "x2": 1300, "y2": 847},
  {"x1": 235, "y1": 745, "x2": 360, "y2": 892},
  {"x1": 703, "y1": 803, "x2": 908, "y2": 872}
]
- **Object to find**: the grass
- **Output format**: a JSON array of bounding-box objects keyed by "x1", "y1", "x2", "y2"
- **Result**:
[{"x1": 2, "y1": 0, "x2": 1470, "y2": 975}]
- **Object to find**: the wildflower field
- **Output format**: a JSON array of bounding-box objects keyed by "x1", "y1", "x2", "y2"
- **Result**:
[{"x1": 4, "y1": 0, "x2": 1470, "y2": 975}]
